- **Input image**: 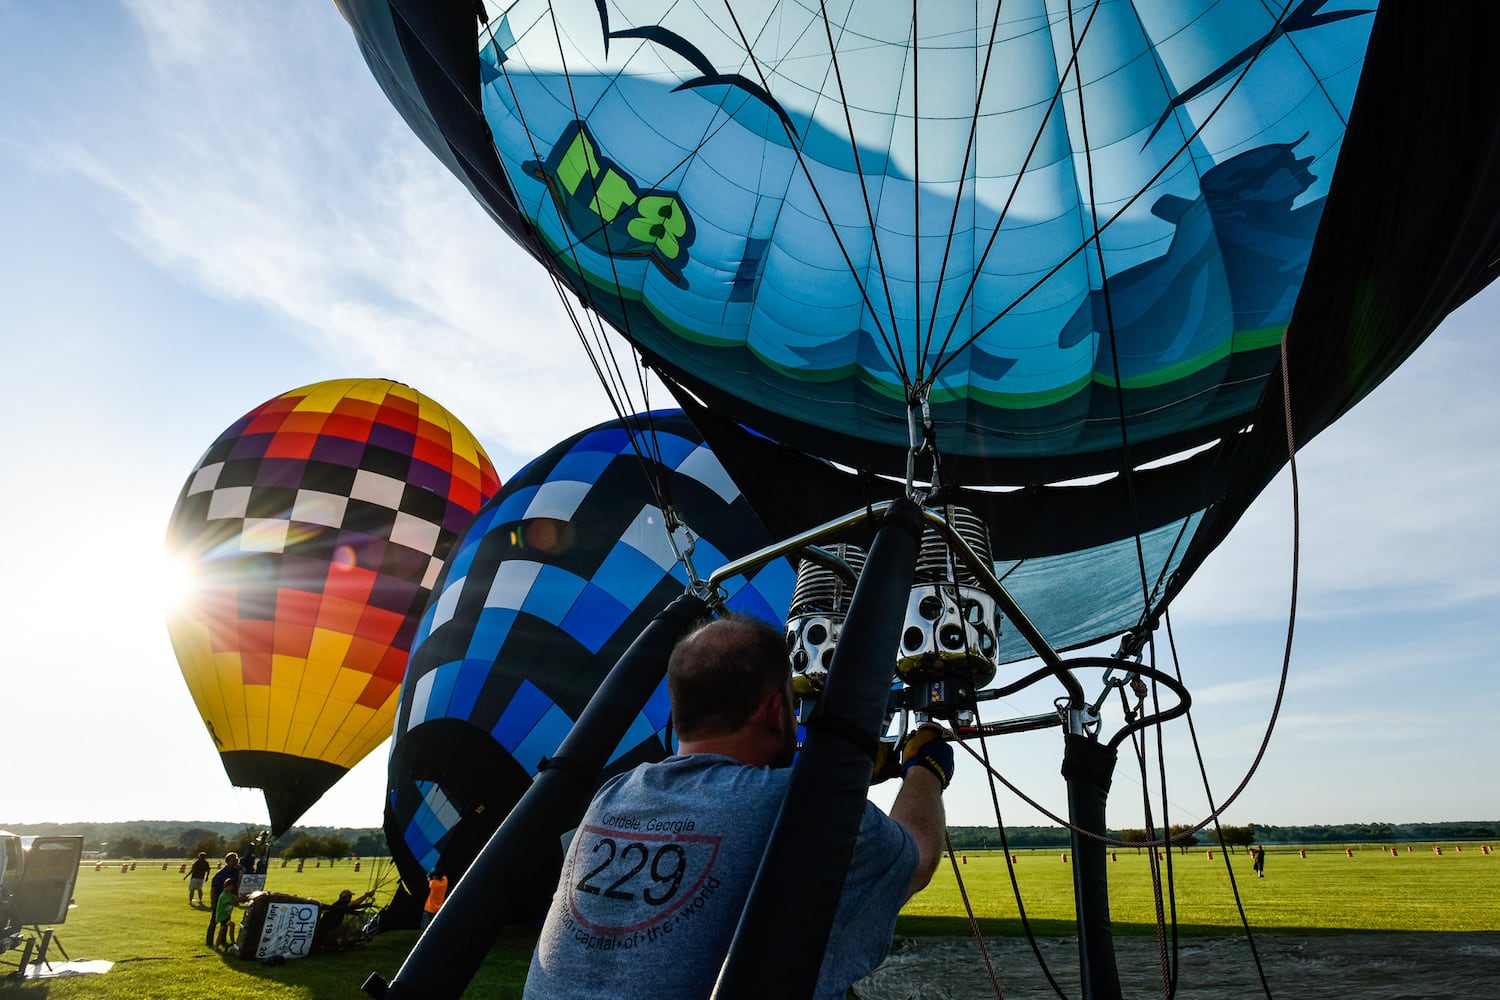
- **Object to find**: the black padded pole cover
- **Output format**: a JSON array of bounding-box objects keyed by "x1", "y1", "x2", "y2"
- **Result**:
[
  {"x1": 1062, "y1": 732, "x2": 1122, "y2": 1000},
  {"x1": 713, "y1": 497, "x2": 924, "y2": 999}
]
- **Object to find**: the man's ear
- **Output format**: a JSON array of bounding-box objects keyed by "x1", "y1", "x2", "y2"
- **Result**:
[{"x1": 755, "y1": 687, "x2": 785, "y2": 729}]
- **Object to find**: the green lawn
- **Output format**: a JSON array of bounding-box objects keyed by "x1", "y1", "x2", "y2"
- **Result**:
[
  {"x1": 898, "y1": 843, "x2": 1500, "y2": 937},
  {"x1": 3, "y1": 859, "x2": 533, "y2": 999},
  {"x1": 6, "y1": 844, "x2": 1495, "y2": 998}
]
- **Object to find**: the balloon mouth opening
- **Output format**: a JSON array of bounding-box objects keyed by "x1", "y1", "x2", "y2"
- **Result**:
[{"x1": 220, "y1": 751, "x2": 349, "y2": 837}]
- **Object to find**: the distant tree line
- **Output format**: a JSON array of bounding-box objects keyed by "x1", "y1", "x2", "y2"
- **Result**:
[
  {"x1": 947, "y1": 826, "x2": 1072, "y2": 850},
  {"x1": 1249, "y1": 821, "x2": 1497, "y2": 844},
  {"x1": 946, "y1": 821, "x2": 1494, "y2": 853},
  {"x1": 8, "y1": 818, "x2": 1494, "y2": 860},
  {"x1": 0, "y1": 820, "x2": 387, "y2": 860},
  {"x1": 278, "y1": 834, "x2": 354, "y2": 862},
  {"x1": 1114, "y1": 824, "x2": 1254, "y2": 853}
]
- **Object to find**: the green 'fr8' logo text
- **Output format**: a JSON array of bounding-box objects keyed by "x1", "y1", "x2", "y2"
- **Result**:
[{"x1": 527, "y1": 121, "x2": 695, "y2": 286}]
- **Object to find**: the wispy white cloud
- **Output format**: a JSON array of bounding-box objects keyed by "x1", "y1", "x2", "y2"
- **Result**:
[
  {"x1": 49, "y1": 2, "x2": 636, "y2": 471},
  {"x1": 1288, "y1": 639, "x2": 1482, "y2": 698},
  {"x1": 1172, "y1": 304, "x2": 1500, "y2": 628},
  {"x1": 1187, "y1": 678, "x2": 1270, "y2": 707},
  {"x1": 1270, "y1": 700, "x2": 1490, "y2": 748}
]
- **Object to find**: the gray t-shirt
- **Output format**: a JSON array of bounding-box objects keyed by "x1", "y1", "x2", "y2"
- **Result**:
[{"x1": 524, "y1": 754, "x2": 917, "y2": 999}]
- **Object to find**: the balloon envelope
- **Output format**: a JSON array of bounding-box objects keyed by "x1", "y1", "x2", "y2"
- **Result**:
[
  {"x1": 165, "y1": 378, "x2": 500, "y2": 834},
  {"x1": 338, "y1": 3, "x2": 1500, "y2": 654},
  {"x1": 384, "y1": 411, "x2": 793, "y2": 899},
  {"x1": 341, "y1": 1, "x2": 1381, "y2": 476}
]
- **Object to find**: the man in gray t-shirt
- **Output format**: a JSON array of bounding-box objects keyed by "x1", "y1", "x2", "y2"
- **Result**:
[{"x1": 525, "y1": 613, "x2": 951, "y2": 999}]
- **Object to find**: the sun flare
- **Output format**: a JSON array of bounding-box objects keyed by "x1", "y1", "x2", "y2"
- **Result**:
[{"x1": 155, "y1": 553, "x2": 200, "y2": 616}]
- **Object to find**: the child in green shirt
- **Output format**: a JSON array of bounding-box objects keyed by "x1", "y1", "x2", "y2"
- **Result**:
[{"x1": 214, "y1": 878, "x2": 239, "y2": 950}]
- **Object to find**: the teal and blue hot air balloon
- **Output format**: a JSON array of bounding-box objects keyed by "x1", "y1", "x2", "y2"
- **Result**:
[{"x1": 336, "y1": 0, "x2": 1500, "y2": 658}]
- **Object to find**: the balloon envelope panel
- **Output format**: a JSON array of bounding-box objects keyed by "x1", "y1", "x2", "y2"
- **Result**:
[
  {"x1": 461, "y1": 1, "x2": 1375, "y2": 477},
  {"x1": 165, "y1": 378, "x2": 500, "y2": 833},
  {"x1": 385, "y1": 411, "x2": 793, "y2": 892}
]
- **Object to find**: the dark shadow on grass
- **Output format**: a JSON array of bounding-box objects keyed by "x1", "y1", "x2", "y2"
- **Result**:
[
  {"x1": 861, "y1": 929, "x2": 1500, "y2": 999},
  {"x1": 199, "y1": 926, "x2": 541, "y2": 995},
  {"x1": 893, "y1": 915, "x2": 1479, "y2": 939}
]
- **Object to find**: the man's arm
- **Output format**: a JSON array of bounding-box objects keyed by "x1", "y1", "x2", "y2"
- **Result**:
[{"x1": 887, "y1": 765, "x2": 944, "y2": 900}]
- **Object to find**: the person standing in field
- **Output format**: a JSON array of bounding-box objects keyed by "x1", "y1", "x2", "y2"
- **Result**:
[
  {"x1": 186, "y1": 851, "x2": 211, "y2": 906},
  {"x1": 204, "y1": 852, "x2": 242, "y2": 947},
  {"x1": 421, "y1": 871, "x2": 448, "y2": 930},
  {"x1": 1252, "y1": 846, "x2": 1266, "y2": 878},
  {"x1": 213, "y1": 877, "x2": 240, "y2": 950}
]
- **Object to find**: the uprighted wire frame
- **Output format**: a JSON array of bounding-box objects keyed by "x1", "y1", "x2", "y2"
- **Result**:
[
  {"x1": 905, "y1": 398, "x2": 921, "y2": 496},
  {"x1": 662, "y1": 511, "x2": 707, "y2": 597},
  {"x1": 949, "y1": 657, "x2": 1191, "y2": 848},
  {"x1": 904, "y1": 389, "x2": 942, "y2": 501},
  {"x1": 1088, "y1": 651, "x2": 1144, "y2": 718}
]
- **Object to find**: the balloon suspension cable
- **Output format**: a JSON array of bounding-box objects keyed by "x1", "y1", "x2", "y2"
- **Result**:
[
  {"x1": 905, "y1": 389, "x2": 940, "y2": 501},
  {"x1": 661, "y1": 504, "x2": 712, "y2": 604},
  {"x1": 949, "y1": 656, "x2": 1192, "y2": 849}
]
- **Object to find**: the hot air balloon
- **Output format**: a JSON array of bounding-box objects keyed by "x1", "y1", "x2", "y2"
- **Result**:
[
  {"x1": 383, "y1": 410, "x2": 792, "y2": 907},
  {"x1": 165, "y1": 378, "x2": 500, "y2": 835},
  {"x1": 335, "y1": 2, "x2": 1500, "y2": 996},
  {"x1": 335, "y1": 1, "x2": 1499, "y2": 648}
]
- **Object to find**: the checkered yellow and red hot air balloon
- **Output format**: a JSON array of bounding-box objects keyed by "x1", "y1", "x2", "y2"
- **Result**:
[{"x1": 164, "y1": 379, "x2": 500, "y2": 834}]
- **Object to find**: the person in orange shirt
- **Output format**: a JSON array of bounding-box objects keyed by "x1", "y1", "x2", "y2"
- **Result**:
[{"x1": 421, "y1": 871, "x2": 448, "y2": 929}]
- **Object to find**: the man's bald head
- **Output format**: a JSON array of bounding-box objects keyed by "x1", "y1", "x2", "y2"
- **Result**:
[{"x1": 668, "y1": 614, "x2": 790, "y2": 742}]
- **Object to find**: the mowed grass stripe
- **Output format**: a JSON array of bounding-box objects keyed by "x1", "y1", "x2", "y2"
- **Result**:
[{"x1": 898, "y1": 845, "x2": 1500, "y2": 936}]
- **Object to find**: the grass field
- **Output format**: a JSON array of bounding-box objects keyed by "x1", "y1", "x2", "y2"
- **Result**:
[
  {"x1": 5, "y1": 844, "x2": 1495, "y2": 998},
  {"x1": 2, "y1": 859, "x2": 534, "y2": 999},
  {"x1": 898, "y1": 842, "x2": 1500, "y2": 937}
]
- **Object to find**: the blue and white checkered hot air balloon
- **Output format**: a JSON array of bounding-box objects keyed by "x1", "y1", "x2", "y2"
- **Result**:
[{"x1": 382, "y1": 410, "x2": 792, "y2": 906}]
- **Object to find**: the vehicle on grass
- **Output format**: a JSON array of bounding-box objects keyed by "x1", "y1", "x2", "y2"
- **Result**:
[{"x1": 0, "y1": 832, "x2": 84, "y2": 972}]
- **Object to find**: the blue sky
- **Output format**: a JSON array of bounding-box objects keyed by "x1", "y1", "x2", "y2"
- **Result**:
[{"x1": 2, "y1": 2, "x2": 1495, "y2": 834}]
